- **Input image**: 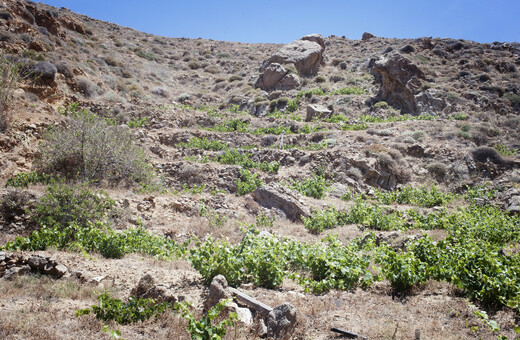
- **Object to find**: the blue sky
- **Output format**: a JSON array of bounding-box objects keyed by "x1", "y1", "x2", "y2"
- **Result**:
[{"x1": 41, "y1": 0, "x2": 519, "y2": 44}]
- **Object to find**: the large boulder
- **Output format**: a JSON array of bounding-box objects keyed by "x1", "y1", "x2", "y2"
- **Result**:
[
  {"x1": 261, "y1": 34, "x2": 325, "y2": 76},
  {"x1": 372, "y1": 53, "x2": 425, "y2": 113},
  {"x1": 255, "y1": 63, "x2": 300, "y2": 91},
  {"x1": 253, "y1": 184, "x2": 310, "y2": 222}
]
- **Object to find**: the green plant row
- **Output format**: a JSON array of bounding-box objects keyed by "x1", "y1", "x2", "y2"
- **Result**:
[
  {"x1": 5, "y1": 171, "x2": 56, "y2": 188},
  {"x1": 206, "y1": 118, "x2": 323, "y2": 135},
  {"x1": 77, "y1": 293, "x2": 237, "y2": 339},
  {"x1": 189, "y1": 228, "x2": 376, "y2": 293},
  {"x1": 289, "y1": 173, "x2": 330, "y2": 199},
  {"x1": 217, "y1": 149, "x2": 279, "y2": 173},
  {"x1": 2, "y1": 222, "x2": 187, "y2": 259},
  {"x1": 76, "y1": 292, "x2": 173, "y2": 325}
]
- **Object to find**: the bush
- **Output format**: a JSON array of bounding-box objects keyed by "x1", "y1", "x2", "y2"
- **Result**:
[
  {"x1": 76, "y1": 292, "x2": 173, "y2": 325},
  {"x1": 0, "y1": 55, "x2": 20, "y2": 131},
  {"x1": 235, "y1": 168, "x2": 262, "y2": 195},
  {"x1": 0, "y1": 189, "x2": 33, "y2": 223},
  {"x1": 31, "y1": 183, "x2": 115, "y2": 230},
  {"x1": 37, "y1": 104, "x2": 154, "y2": 185},
  {"x1": 290, "y1": 173, "x2": 329, "y2": 199},
  {"x1": 76, "y1": 76, "x2": 99, "y2": 98}
]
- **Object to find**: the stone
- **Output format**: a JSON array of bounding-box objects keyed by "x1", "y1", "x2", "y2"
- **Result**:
[
  {"x1": 255, "y1": 63, "x2": 301, "y2": 91},
  {"x1": 228, "y1": 302, "x2": 253, "y2": 326},
  {"x1": 131, "y1": 273, "x2": 156, "y2": 297},
  {"x1": 28, "y1": 255, "x2": 48, "y2": 271},
  {"x1": 204, "y1": 275, "x2": 232, "y2": 312},
  {"x1": 414, "y1": 89, "x2": 447, "y2": 114},
  {"x1": 372, "y1": 53, "x2": 425, "y2": 113},
  {"x1": 255, "y1": 63, "x2": 287, "y2": 90},
  {"x1": 3, "y1": 265, "x2": 31, "y2": 280},
  {"x1": 305, "y1": 104, "x2": 332, "y2": 122},
  {"x1": 253, "y1": 184, "x2": 311, "y2": 222},
  {"x1": 261, "y1": 35, "x2": 325, "y2": 76},
  {"x1": 301, "y1": 33, "x2": 325, "y2": 49},
  {"x1": 53, "y1": 264, "x2": 68, "y2": 278},
  {"x1": 362, "y1": 32, "x2": 375, "y2": 41},
  {"x1": 276, "y1": 73, "x2": 300, "y2": 90},
  {"x1": 265, "y1": 302, "x2": 297, "y2": 340},
  {"x1": 508, "y1": 196, "x2": 520, "y2": 215}
]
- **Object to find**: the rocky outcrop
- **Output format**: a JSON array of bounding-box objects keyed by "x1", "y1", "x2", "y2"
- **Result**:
[
  {"x1": 253, "y1": 184, "x2": 310, "y2": 222},
  {"x1": 255, "y1": 63, "x2": 300, "y2": 91},
  {"x1": 260, "y1": 34, "x2": 325, "y2": 76},
  {"x1": 372, "y1": 53, "x2": 425, "y2": 113},
  {"x1": 0, "y1": 253, "x2": 68, "y2": 280}
]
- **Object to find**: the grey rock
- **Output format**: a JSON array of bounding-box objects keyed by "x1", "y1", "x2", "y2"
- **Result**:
[
  {"x1": 276, "y1": 73, "x2": 301, "y2": 90},
  {"x1": 362, "y1": 32, "x2": 375, "y2": 41},
  {"x1": 301, "y1": 33, "x2": 325, "y2": 49},
  {"x1": 255, "y1": 63, "x2": 301, "y2": 91},
  {"x1": 414, "y1": 89, "x2": 447, "y2": 113},
  {"x1": 28, "y1": 255, "x2": 48, "y2": 271},
  {"x1": 372, "y1": 53, "x2": 425, "y2": 113},
  {"x1": 305, "y1": 104, "x2": 332, "y2": 122},
  {"x1": 261, "y1": 35, "x2": 325, "y2": 76},
  {"x1": 265, "y1": 302, "x2": 297, "y2": 339},
  {"x1": 508, "y1": 195, "x2": 520, "y2": 215},
  {"x1": 3, "y1": 265, "x2": 31, "y2": 280},
  {"x1": 229, "y1": 302, "x2": 253, "y2": 326},
  {"x1": 53, "y1": 264, "x2": 68, "y2": 278},
  {"x1": 256, "y1": 63, "x2": 287, "y2": 90},
  {"x1": 253, "y1": 184, "x2": 310, "y2": 222},
  {"x1": 204, "y1": 275, "x2": 231, "y2": 312}
]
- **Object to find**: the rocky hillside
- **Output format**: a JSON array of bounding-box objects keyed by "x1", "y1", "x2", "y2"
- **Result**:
[{"x1": 1, "y1": 0, "x2": 520, "y2": 339}]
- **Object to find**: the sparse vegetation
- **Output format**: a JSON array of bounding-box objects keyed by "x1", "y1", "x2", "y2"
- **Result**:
[
  {"x1": 0, "y1": 55, "x2": 20, "y2": 131},
  {"x1": 37, "y1": 104, "x2": 154, "y2": 185}
]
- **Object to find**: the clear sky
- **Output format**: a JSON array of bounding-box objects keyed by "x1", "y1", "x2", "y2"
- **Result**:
[{"x1": 41, "y1": 0, "x2": 519, "y2": 44}]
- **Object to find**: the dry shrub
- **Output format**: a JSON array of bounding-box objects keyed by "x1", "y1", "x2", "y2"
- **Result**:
[
  {"x1": 0, "y1": 55, "x2": 20, "y2": 131},
  {"x1": 426, "y1": 161, "x2": 447, "y2": 180},
  {"x1": 76, "y1": 76, "x2": 99, "y2": 98},
  {"x1": 36, "y1": 105, "x2": 153, "y2": 185}
]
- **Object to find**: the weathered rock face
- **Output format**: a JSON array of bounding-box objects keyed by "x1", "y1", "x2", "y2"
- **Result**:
[
  {"x1": 130, "y1": 274, "x2": 177, "y2": 303},
  {"x1": 362, "y1": 32, "x2": 375, "y2": 41},
  {"x1": 253, "y1": 184, "x2": 310, "y2": 222},
  {"x1": 265, "y1": 302, "x2": 297, "y2": 340},
  {"x1": 261, "y1": 34, "x2": 325, "y2": 76},
  {"x1": 414, "y1": 88, "x2": 447, "y2": 113},
  {"x1": 373, "y1": 53, "x2": 425, "y2": 113},
  {"x1": 305, "y1": 104, "x2": 332, "y2": 122},
  {"x1": 255, "y1": 63, "x2": 301, "y2": 91}
]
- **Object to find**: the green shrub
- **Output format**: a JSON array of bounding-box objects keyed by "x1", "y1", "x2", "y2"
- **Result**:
[
  {"x1": 127, "y1": 117, "x2": 149, "y2": 128},
  {"x1": 31, "y1": 183, "x2": 115, "y2": 230},
  {"x1": 5, "y1": 171, "x2": 55, "y2": 188},
  {"x1": 235, "y1": 168, "x2": 262, "y2": 195},
  {"x1": 290, "y1": 173, "x2": 329, "y2": 199},
  {"x1": 76, "y1": 292, "x2": 173, "y2": 325},
  {"x1": 303, "y1": 207, "x2": 348, "y2": 233},
  {"x1": 37, "y1": 104, "x2": 154, "y2": 185},
  {"x1": 177, "y1": 298, "x2": 237, "y2": 340}
]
